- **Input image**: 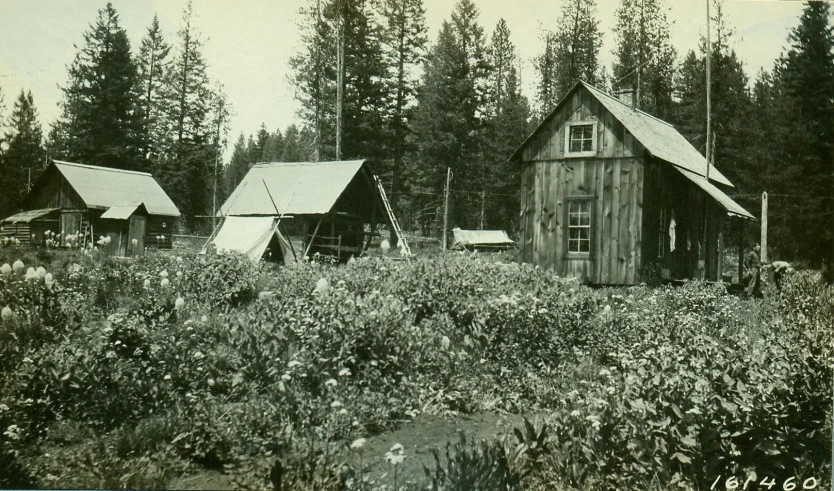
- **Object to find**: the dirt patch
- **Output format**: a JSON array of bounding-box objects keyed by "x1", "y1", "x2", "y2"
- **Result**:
[{"x1": 169, "y1": 410, "x2": 546, "y2": 490}]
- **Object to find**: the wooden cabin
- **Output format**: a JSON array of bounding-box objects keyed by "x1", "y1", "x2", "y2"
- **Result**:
[
  {"x1": 510, "y1": 81, "x2": 755, "y2": 285},
  {"x1": 208, "y1": 160, "x2": 396, "y2": 262},
  {"x1": 1, "y1": 161, "x2": 181, "y2": 256}
]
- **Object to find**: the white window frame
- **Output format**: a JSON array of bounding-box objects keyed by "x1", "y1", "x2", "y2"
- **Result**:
[
  {"x1": 564, "y1": 121, "x2": 598, "y2": 157},
  {"x1": 566, "y1": 198, "x2": 593, "y2": 257}
]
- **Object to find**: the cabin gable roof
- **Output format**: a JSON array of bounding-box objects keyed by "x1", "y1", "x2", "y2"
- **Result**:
[{"x1": 511, "y1": 80, "x2": 734, "y2": 188}]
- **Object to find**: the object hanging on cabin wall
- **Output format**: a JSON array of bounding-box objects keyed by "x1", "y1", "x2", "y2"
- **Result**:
[
  {"x1": 687, "y1": 231, "x2": 691, "y2": 251},
  {"x1": 669, "y1": 210, "x2": 677, "y2": 253}
]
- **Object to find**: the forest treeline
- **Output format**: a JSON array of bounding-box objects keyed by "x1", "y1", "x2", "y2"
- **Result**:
[{"x1": 0, "y1": 0, "x2": 831, "y2": 268}]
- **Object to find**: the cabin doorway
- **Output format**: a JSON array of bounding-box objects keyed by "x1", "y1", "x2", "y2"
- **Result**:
[{"x1": 128, "y1": 215, "x2": 146, "y2": 256}]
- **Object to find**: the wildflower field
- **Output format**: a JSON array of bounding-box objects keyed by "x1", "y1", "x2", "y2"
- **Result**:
[{"x1": 0, "y1": 247, "x2": 831, "y2": 490}]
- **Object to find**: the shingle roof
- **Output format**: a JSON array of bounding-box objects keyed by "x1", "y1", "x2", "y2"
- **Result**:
[
  {"x1": 674, "y1": 168, "x2": 755, "y2": 220},
  {"x1": 511, "y1": 81, "x2": 733, "y2": 187},
  {"x1": 219, "y1": 160, "x2": 367, "y2": 216},
  {"x1": 53, "y1": 161, "x2": 180, "y2": 217},
  {"x1": 1, "y1": 208, "x2": 58, "y2": 224}
]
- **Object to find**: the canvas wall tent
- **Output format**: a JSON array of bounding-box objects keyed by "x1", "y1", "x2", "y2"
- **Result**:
[
  {"x1": 511, "y1": 80, "x2": 755, "y2": 284},
  {"x1": 2, "y1": 160, "x2": 181, "y2": 256},
  {"x1": 451, "y1": 228, "x2": 515, "y2": 251},
  {"x1": 208, "y1": 160, "x2": 396, "y2": 262}
]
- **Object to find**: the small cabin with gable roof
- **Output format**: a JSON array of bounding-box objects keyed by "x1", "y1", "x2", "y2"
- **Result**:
[
  {"x1": 1, "y1": 160, "x2": 180, "y2": 256},
  {"x1": 510, "y1": 80, "x2": 755, "y2": 285}
]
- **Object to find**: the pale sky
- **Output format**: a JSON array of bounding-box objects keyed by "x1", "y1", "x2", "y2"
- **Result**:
[{"x1": 0, "y1": 0, "x2": 809, "y2": 162}]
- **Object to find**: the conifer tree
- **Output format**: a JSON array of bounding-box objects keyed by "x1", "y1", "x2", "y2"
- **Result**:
[
  {"x1": 534, "y1": 0, "x2": 604, "y2": 117},
  {"x1": 379, "y1": 0, "x2": 427, "y2": 226},
  {"x1": 53, "y1": 2, "x2": 143, "y2": 170},
  {"x1": 612, "y1": 0, "x2": 677, "y2": 118},
  {"x1": 137, "y1": 14, "x2": 172, "y2": 168},
  {"x1": 1, "y1": 90, "x2": 43, "y2": 217}
]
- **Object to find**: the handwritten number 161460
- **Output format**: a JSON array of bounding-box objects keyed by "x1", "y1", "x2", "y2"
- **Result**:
[{"x1": 710, "y1": 475, "x2": 818, "y2": 490}]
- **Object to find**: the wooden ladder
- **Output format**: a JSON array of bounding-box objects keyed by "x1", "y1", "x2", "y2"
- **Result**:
[{"x1": 373, "y1": 175, "x2": 412, "y2": 258}]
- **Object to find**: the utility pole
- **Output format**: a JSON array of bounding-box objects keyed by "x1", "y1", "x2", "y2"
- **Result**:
[
  {"x1": 335, "y1": 0, "x2": 345, "y2": 161},
  {"x1": 442, "y1": 167, "x2": 451, "y2": 250},
  {"x1": 705, "y1": 0, "x2": 712, "y2": 181}
]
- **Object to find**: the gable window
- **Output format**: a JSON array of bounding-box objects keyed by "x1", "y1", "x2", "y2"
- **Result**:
[
  {"x1": 565, "y1": 121, "x2": 597, "y2": 157},
  {"x1": 567, "y1": 199, "x2": 592, "y2": 254}
]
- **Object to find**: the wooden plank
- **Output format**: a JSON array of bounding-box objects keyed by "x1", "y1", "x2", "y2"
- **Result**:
[
  {"x1": 554, "y1": 160, "x2": 564, "y2": 273},
  {"x1": 609, "y1": 159, "x2": 621, "y2": 283},
  {"x1": 519, "y1": 163, "x2": 529, "y2": 261},
  {"x1": 618, "y1": 161, "x2": 631, "y2": 284},
  {"x1": 601, "y1": 160, "x2": 613, "y2": 283},
  {"x1": 632, "y1": 161, "x2": 644, "y2": 283},
  {"x1": 542, "y1": 161, "x2": 552, "y2": 269},
  {"x1": 594, "y1": 160, "x2": 604, "y2": 283},
  {"x1": 534, "y1": 162, "x2": 544, "y2": 266}
]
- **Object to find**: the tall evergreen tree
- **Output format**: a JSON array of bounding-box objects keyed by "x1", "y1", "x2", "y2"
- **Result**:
[
  {"x1": 262, "y1": 128, "x2": 285, "y2": 161},
  {"x1": 1, "y1": 90, "x2": 43, "y2": 217},
  {"x1": 611, "y1": 0, "x2": 677, "y2": 119},
  {"x1": 379, "y1": 0, "x2": 428, "y2": 227},
  {"x1": 534, "y1": 0, "x2": 604, "y2": 117},
  {"x1": 137, "y1": 14, "x2": 172, "y2": 168},
  {"x1": 673, "y1": 1, "x2": 750, "y2": 188},
  {"x1": 776, "y1": 1, "x2": 834, "y2": 269},
  {"x1": 224, "y1": 133, "x2": 248, "y2": 193},
  {"x1": 483, "y1": 19, "x2": 530, "y2": 233},
  {"x1": 410, "y1": 0, "x2": 488, "y2": 237},
  {"x1": 162, "y1": 0, "x2": 218, "y2": 230},
  {"x1": 52, "y1": 2, "x2": 143, "y2": 170},
  {"x1": 291, "y1": 0, "x2": 388, "y2": 162}
]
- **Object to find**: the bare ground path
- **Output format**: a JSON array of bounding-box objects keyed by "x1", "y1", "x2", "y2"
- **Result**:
[{"x1": 170, "y1": 410, "x2": 547, "y2": 490}]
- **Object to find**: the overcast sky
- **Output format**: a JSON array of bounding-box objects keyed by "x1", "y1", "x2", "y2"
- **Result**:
[{"x1": 0, "y1": 0, "x2": 808, "y2": 162}]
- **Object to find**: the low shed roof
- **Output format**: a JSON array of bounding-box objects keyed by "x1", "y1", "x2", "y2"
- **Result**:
[
  {"x1": 1, "y1": 208, "x2": 59, "y2": 224},
  {"x1": 219, "y1": 160, "x2": 367, "y2": 216},
  {"x1": 452, "y1": 229, "x2": 515, "y2": 247}
]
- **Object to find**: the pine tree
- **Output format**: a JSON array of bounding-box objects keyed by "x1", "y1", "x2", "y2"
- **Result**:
[
  {"x1": 224, "y1": 133, "x2": 248, "y2": 192},
  {"x1": 1, "y1": 90, "x2": 43, "y2": 217},
  {"x1": 483, "y1": 19, "x2": 530, "y2": 233},
  {"x1": 281, "y1": 124, "x2": 313, "y2": 162},
  {"x1": 291, "y1": 0, "x2": 388, "y2": 162},
  {"x1": 673, "y1": 1, "x2": 750, "y2": 188},
  {"x1": 777, "y1": 1, "x2": 834, "y2": 269},
  {"x1": 53, "y1": 2, "x2": 143, "y2": 170},
  {"x1": 534, "y1": 0, "x2": 604, "y2": 117},
  {"x1": 379, "y1": 0, "x2": 427, "y2": 225},
  {"x1": 162, "y1": 0, "x2": 217, "y2": 230},
  {"x1": 262, "y1": 128, "x2": 285, "y2": 161},
  {"x1": 137, "y1": 14, "x2": 172, "y2": 169},
  {"x1": 611, "y1": 0, "x2": 677, "y2": 119},
  {"x1": 410, "y1": 0, "x2": 488, "y2": 237}
]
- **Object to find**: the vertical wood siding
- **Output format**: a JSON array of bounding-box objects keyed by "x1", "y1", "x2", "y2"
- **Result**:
[{"x1": 519, "y1": 87, "x2": 646, "y2": 284}]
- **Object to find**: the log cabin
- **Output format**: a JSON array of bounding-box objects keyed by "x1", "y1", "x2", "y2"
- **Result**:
[
  {"x1": 0, "y1": 160, "x2": 181, "y2": 256},
  {"x1": 511, "y1": 80, "x2": 755, "y2": 285}
]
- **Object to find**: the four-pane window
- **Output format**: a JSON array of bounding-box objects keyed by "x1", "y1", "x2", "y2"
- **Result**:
[
  {"x1": 569, "y1": 125, "x2": 594, "y2": 153},
  {"x1": 568, "y1": 200, "x2": 592, "y2": 254}
]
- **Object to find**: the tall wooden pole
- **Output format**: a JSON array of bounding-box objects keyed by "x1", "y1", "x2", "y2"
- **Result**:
[
  {"x1": 705, "y1": 0, "x2": 711, "y2": 181},
  {"x1": 760, "y1": 192, "x2": 768, "y2": 263},
  {"x1": 335, "y1": 0, "x2": 345, "y2": 161},
  {"x1": 442, "y1": 167, "x2": 451, "y2": 250}
]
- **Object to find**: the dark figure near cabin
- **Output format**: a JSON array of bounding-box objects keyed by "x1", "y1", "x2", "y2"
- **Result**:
[
  {"x1": 770, "y1": 260, "x2": 793, "y2": 292},
  {"x1": 743, "y1": 244, "x2": 763, "y2": 298}
]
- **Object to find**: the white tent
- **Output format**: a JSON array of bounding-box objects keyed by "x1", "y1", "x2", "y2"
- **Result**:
[{"x1": 205, "y1": 216, "x2": 294, "y2": 263}]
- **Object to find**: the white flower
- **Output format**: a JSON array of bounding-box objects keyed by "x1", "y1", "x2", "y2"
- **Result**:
[
  {"x1": 598, "y1": 369, "x2": 610, "y2": 377},
  {"x1": 352, "y1": 420, "x2": 360, "y2": 427},
  {"x1": 37, "y1": 267, "x2": 47, "y2": 278},
  {"x1": 160, "y1": 270, "x2": 169, "y2": 278},
  {"x1": 350, "y1": 438, "x2": 366, "y2": 449},
  {"x1": 339, "y1": 408, "x2": 348, "y2": 415},
  {"x1": 441, "y1": 336, "x2": 451, "y2": 349},
  {"x1": 380, "y1": 239, "x2": 390, "y2": 253},
  {"x1": 164, "y1": 374, "x2": 172, "y2": 380},
  {"x1": 44, "y1": 273, "x2": 54, "y2": 286},
  {"x1": 281, "y1": 374, "x2": 291, "y2": 381},
  {"x1": 208, "y1": 378, "x2": 216, "y2": 387},
  {"x1": 313, "y1": 277, "x2": 330, "y2": 295},
  {"x1": 176, "y1": 271, "x2": 182, "y2": 277},
  {"x1": 1, "y1": 307, "x2": 12, "y2": 320},
  {"x1": 201, "y1": 315, "x2": 208, "y2": 323},
  {"x1": 338, "y1": 368, "x2": 351, "y2": 377},
  {"x1": 331, "y1": 400, "x2": 342, "y2": 408},
  {"x1": 175, "y1": 297, "x2": 185, "y2": 309},
  {"x1": 176, "y1": 256, "x2": 183, "y2": 263},
  {"x1": 143, "y1": 279, "x2": 151, "y2": 288},
  {"x1": 287, "y1": 360, "x2": 301, "y2": 368},
  {"x1": 325, "y1": 378, "x2": 338, "y2": 387},
  {"x1": 390, "y1": 443, "x2": 404, "y2": 453},
  {"x1": 570, "y1": 409, "x2": 581, "y2": 418},
  {"x1": 0, "y1": 264, "x2": 11, "y2": 274},
  {"x1": 161, "y1": 278, "x2": 170, "y2": 288}
]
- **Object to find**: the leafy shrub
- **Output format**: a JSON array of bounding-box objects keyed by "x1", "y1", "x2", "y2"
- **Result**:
[{"x1": 424, "y1": 433, "x2": 522, "y2": 491}]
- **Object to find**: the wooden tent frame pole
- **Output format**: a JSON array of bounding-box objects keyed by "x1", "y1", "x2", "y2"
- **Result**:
[{"x1": 303, "y1": 217, "x2": 325, "y2": 259}]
